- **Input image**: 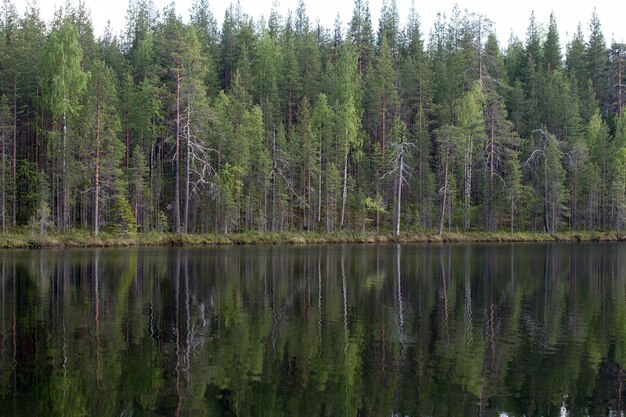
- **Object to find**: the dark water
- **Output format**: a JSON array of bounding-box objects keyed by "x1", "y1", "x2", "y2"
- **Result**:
[{"x1": 1, "y1": 243, "x2": 626, "y2": 416}]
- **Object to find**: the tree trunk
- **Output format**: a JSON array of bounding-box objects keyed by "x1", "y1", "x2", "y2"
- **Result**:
[
  {"x1": 488, "y1": 111, "x2": 495, "y2": 231},
  {"x1": 382, "y1": 96, "x2": 386, "y2": 160},
  {"x1": 340, "y1": 146, "x2": 348, "y2": 228},
  {"x1": 571, "y1": 174, "x2": 578, "y2": 230},
  {"x1": 417, "y1": 92, "x2": 424, "y2": 227},
  {"x1": 269, "y1": 128, "x2": 276, "y2": 232},
  {"x1": 510, "y1": 194, "x2": 514, "y2": 235},
  {"x1": 439, "y1": 147, "x2": 449, "y2": 237},
  {"x1": 63, "y1": 111, "x2": 69, "y2": 230},
  {"x1": 318, "y1": 142, "x2": 322, "y2": 224},
  {"x1": 183, "y1": 99, "x2": 191, "y2": 233},
  {"x1": 307, "y1": 159, "x2": 311, "y2": 230},
  {"x1": 174, "y1": 67, "x2": 181, "y2": 233},
  {"x1": 464, "y1": 135, "x2": 473, "y2": 231},
  {"x1": 94, "y1": 102, "x2": 100, "y2": 236},
  {"x1": 12, "y1": 77, "x2": 17, "y2": 227},
  {"x1": 395, "y1": 148, "x2": 404, "y2": 237},
  {"x1": 125, "y1": 128, "x2": 130, "y2": 170},
  {"x1": 1, "y1": 122, "x2": 5, "y2": 232},
  {"x1": 543, "y1": 156, "x2": 550, "y2": 233},
  {"x1": 36, "y1": 81, "x2": 39, "y2": 170}
]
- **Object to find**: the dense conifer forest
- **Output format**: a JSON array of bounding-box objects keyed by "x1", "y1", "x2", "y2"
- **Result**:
[{"x1": 1, "y1": 0, "x2": 625, "y2": 236}]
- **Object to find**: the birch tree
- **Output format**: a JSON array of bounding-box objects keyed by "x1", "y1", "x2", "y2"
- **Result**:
[
  {"x1": 41, "y1": 19, "x2": 88, "y2": 229},
  {"x1": 456, "y1": 82, "x2": 485, "y2": 230},
  {"x1": 335, "y1": 40, "x2": 362, "y2": 228}
]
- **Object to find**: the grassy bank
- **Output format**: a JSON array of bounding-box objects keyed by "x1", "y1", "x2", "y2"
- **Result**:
[{"x1": 0, "y1": 229, "x2": 624, "y2": 249}]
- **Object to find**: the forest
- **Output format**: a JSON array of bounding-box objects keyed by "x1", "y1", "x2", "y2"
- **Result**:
[{"x1": 0, "y1": 0, "x2": 625, "y2": 236}]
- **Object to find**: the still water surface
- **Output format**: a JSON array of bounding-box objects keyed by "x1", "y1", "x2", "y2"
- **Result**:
[{"x1": 0, "y1": 243, "x2": 625, "y2": 416}]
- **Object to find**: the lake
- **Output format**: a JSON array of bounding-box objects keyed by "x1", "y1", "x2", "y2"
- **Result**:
[{"x1": 0, "y1": 243, "x2": 625, "y2": 416}]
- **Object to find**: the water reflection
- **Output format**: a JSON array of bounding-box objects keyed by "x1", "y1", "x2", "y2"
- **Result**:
[{"x1": 0, "y1": 244, "x2": 626, "y2": 416}]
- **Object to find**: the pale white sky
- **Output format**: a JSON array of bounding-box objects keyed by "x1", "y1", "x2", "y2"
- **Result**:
[{"x1": 17, "y1": 0, "x2": 626, "y2": 46}]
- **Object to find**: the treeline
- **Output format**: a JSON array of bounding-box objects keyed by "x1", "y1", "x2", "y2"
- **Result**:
[{"x1": 0, "y1": 0, "x2": 625, "y2": 235}]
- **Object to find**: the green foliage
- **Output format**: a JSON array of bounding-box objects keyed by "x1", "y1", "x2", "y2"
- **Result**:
[
  {"x1": 108, "y1": 193, "x2": 138, "y2": 237},
  {"x1": 41, "y1": 20, "x2": 88, "y2": 118},
  {"x1": 0, "y1": 1, "x2": 625, "y2": 236}
]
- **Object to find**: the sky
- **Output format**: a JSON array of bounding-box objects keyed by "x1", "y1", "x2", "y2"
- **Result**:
[{"x1": 15, "y1": 0, "x2": 626, "y2": 46}]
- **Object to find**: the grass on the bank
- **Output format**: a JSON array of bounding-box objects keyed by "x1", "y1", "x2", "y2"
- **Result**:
[{"x1": 0, "y1": 228, "x2": 622, "y2": 249}]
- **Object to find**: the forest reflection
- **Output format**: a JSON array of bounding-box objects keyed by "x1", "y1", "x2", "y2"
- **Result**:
[{"x1": 0, "y1": 243, "x2": 625, "y2": 416}]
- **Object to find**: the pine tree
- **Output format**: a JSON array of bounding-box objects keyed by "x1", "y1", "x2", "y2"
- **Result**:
[
  {"x1": 124, "y1": 0, "x2": 157, "y2": 81},
  {"x1": 281, "y1": 16, "x2": 301, "y2": 130},
  {"x1": 609, "y1": 43, "x2": 626, "y2": 115},
  {"x1": 377, "y1": 0, "x2": 400, "y2": 57},
  {"x1": 189, "y1": 0, "x2": 219, "y2": 94},
  {"x1": 349, "y1": 0, "x2": 375, "y2": 75},
  {"x1": 524, "y1": 12, "x2": 542, "y2": 75},
  {"x1": 294, "y1": 97, "x2": 319, "y2": 229},
  {"x1": 373, "y1": 34, "x2": 398, "y2": 165},
  {"x1": 565, "y1": 24, "x2": 588, "y2": 95},
  {"x1": 84, "y1": 60, "x2": 123, "y2": 235},
  {"x1": 219, "y1": 4, "x2": 237, "y2": 91},
  {"x1": 586, "y1": 10, "x2": 608, "y2": 111},
  {"x1": 543, "y1": 12, "x2": 562, "y2": 73}
]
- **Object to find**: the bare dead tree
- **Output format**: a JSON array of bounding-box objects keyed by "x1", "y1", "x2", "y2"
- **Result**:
[
  {"x1": 383, "y1": 137, "x2": 416, "y2": 237},
  {"x1": 268, "y1": 128, "x2": 302, "y2": 231},
  {"x1": 524, "y1": 128, "x2": 567, "y2": 233}
]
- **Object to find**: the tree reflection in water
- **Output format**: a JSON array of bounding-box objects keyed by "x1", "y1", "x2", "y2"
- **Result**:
[{"x1": 0, "y1": 243, "x2": 625, "y2": 416}]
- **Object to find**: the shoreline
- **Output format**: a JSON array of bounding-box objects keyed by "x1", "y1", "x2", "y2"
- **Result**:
[{"x1": 0, "y1": 230, "x2": 624, "y2": 249}]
